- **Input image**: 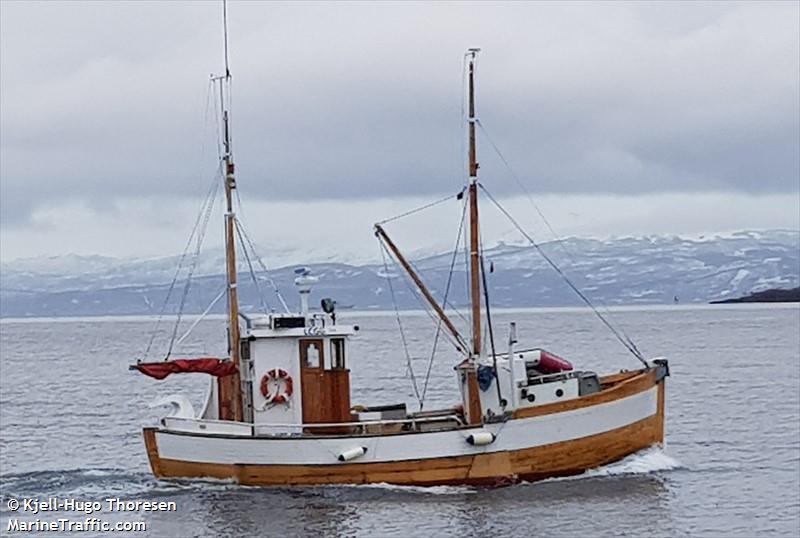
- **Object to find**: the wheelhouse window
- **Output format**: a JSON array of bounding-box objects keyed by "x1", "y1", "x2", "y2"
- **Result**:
[
  {"x1": 331, "y1": 338, "x2": 346, "y2": 369},
  {"x1": 301, "y1": 340, "x2": 322, "y2": 368}
]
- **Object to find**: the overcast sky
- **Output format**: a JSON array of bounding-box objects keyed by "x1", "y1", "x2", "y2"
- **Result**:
[{"x1": 1, "y1": 1, "x2": 798, "y2": 264}]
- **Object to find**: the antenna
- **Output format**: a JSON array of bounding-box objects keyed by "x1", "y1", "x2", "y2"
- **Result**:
[{"x1": 223, "y1": 0, "x2": 231, "y2": 78}]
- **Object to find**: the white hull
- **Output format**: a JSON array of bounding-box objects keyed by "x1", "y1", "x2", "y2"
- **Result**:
[{"x1": 144, "y1": 368, "x2": 666, "y2": 486}]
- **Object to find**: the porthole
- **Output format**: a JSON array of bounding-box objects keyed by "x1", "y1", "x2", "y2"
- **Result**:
[
  {"x1": 555, "y1": 388, "x2": 564, "y2": 398},
  {"x1": 526, "y1": 394, "x2": 535, "y2": 402}
]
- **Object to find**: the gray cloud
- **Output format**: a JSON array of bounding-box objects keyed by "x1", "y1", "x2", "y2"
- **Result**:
[{"x1": 1, "y1": 1, "x2": 798, "y2": 227}]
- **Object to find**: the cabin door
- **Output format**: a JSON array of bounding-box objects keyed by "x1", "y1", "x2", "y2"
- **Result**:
[
  {"x1": 299, "y1": 338, "x2": 352, "y2": 429},
  {"x1": 299, "y1": 339, "x2": 325, "y2": 424}
]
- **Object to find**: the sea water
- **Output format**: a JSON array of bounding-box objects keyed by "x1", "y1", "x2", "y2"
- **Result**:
[{"x1": 1, "y1": 304, "x2": 798, "y2": 537}]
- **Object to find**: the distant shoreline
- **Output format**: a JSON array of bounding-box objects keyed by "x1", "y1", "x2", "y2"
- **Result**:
[
  {"x1": 2, "y1": 302, "x2": 798, "y2": 323},
  {"x1": 710, "y1": 287, "x2": 800, "y2": 304}
]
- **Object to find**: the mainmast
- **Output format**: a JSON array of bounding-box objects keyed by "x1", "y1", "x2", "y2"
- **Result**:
[
  {"x1": 467, "y1": 49, "x2": 482, "y2": 358},
  {"x1": 218, "y1": 0, "x2": 243, "y2": 422}
]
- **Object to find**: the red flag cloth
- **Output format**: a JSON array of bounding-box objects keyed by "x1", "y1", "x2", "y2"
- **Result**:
[{"x1": 132, "y1": 358, "x2": 238, "y2": 380}]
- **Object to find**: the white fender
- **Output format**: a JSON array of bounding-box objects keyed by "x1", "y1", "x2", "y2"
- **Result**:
[
  {"x1": 337, "y1": 446, "x2": 368, "y2": 462},
  {"x1": 466, "y1": 432, "x2": 496, "y2": 446},
  {"x1": 149, "y1": 394, "x2": 196, "y2": 419}
]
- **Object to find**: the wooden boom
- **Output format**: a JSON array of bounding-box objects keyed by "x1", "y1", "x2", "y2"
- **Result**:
[{"x1": 374, "y1": 224, "x2": 468, "y2": 354}]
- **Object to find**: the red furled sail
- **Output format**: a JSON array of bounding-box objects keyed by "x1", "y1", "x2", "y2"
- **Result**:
[{"x1": 132, "y1": 358, "x2": 238, "y2": 380}]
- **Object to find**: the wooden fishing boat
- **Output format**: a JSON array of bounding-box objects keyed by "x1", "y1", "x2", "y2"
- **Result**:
[{"x1": 134, "y1": 6, "x2": 668, "y2": 487}]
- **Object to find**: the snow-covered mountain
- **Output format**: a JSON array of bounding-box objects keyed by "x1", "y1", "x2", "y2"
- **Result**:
[{"x1": 1, "y1": 230, "x2": 797, "y2": 317}]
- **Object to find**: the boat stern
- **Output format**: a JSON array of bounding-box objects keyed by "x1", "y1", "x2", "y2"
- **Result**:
[{"x1": 142, "y1": 428, "x2": 165, "y2": 478}]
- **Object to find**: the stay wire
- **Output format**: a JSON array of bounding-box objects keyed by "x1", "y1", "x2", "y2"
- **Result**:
[
  {"x1": 377, "y1": 188, "x2": 465, "y2": 226},
  {"x1": 175, "y1": 283, "x2": 228, "y2": 348},
  {"x1": 398, "y1": 256, "x2": 470, "y2": 355},
  {"x1": 233, "y1": 188, "x2": 290, "y2": 312},
  {"x1": 235, "y1": 217, "x2": 271, "y2": 314},
  {"x1": 476, "y1": 120, "x2": 565, "y2": 250},
  {"x1": 378, "y1": 234, "x2": 469, "y2": 356},
  {"x1": 461, "y1": 200, "x2": 472, "y2": 336},
  {"x1": 142, "y1": 169, "x2": 221, "y2": 361},
  {"x1": 479, "y1": 234, "x2": 503, "y2": 409},
  {"x1": 165, "y1": 177, "x2": 221, "y2": 359},
  {"x1": 479, "y1": 184, "x2": 648, "y2": 366},
  {"x1": 378, "y1": 239, "x2": 422, "y2": 407},
  {"x1": 476, "y1": 119, "x2": 643, "y2": 357},
  {"x1": 420, "y1": 193, "x2": 469, "y2": 410}
]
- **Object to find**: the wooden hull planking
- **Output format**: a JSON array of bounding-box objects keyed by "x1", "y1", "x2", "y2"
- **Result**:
[{"x1": 143, "y1": 369, "x2": 665, "y2": 487}]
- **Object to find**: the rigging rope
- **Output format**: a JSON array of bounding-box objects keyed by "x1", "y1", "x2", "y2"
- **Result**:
[
  {"x1": 379, "y1": 229, "x2": 469, "y2": 348},
  {"x1": 373, "y1": 187, "x2": 471, "y2": 326},
  {"x1": 377, "y1": 188, "x2": 465, "y2": 226},
  {"x1": 142, "y1": 170, "x2": 221, "y2": 361},
  {"x1": 378, "y1": 240, "x2": 422, "y2": 407},
  {"x1": 420, "y1": 194, "x2": 469, "y2": 410},
  {"x1": 374, "y1": 189, "x2": 476, "y2": 406},
  {"x1": 480, "y1": 234, "x2": 504, "y2": 408},
  {"x1": 233, "y1": 189, "x2": 290, "y2": 313},
  {"x1": 235, "y1": 217, "x2": 271, "y2": 314},
  {"x1": 165, "y1": 177, "x2": 221, "y2": 359},
  {"x1": 476, "y1": 119, "x2": 644, "y2": 359},
  {"x1": 175, "y1": 284, "x2": 228, "y2": 348},
  {"x1": 476, "y1": 120, "x2": 566, "y2": 250},
  {"x1": 461, "y1": 198, "x2": 472, "y2": 339},
  {"x1": 479, "y1": 184, "x2": 648, "y2": 366},
  {"x1": 387, "y1": 246, "x2": 470, "y2": 353}
]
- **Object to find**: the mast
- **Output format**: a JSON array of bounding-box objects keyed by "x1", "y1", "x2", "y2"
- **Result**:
[
  {"x1": 218, "y1": 0, "x2": 243, "y2": 422},
  {"x1": 467, "y1": 49, "x2": 482, "y2": 358}
]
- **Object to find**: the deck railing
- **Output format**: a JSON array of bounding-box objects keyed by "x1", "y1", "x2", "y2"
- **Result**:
[{"x1": 161, "y1": 413, "x2": 465, "y2": 437}]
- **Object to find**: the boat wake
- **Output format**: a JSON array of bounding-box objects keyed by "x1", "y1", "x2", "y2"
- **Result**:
[
  {"x1": 528, "y1": 446, "x2": 682, "y2": 488},
  {"x1": 0, "y1": 468, "x2": 239, "y2": 501},
  {"x1": 339, "y1": 482, "x2": 476, "y2": 496},
  {"x1": 320, "y1": 447, "x2": 682, "y2": 495},
  {"x1": 583, "y1": 446, "x2": 682, "y2": 478},
  {"x1": 0, "y1": 448, "x2": 680, "y2": 501}
]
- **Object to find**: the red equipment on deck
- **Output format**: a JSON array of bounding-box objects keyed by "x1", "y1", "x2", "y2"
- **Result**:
[
  {"x1": 535, "y1": 350, "x2": 574, "y2": 374},
  {"x1": 131, "y1": 358, "x2": 238, "y2": 380}
]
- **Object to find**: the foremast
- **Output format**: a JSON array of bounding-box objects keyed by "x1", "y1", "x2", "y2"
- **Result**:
[
  {"x1": 467, "y1": 48, "x2": 482, "y2": 359},
  {"x1": 372, "y1": 49, "x2": 486, "y2": 424},
  {"x1": 217, "y1": 0, "x2": 243, "y2": 422},
  {"x1": 464, "y1": 48, "x2": 484, "y2": 424}
]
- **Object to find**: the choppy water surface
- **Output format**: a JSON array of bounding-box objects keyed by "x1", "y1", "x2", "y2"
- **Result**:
[{"x1": 1, "y1": 305, "x2": 798, "y2": 537}]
